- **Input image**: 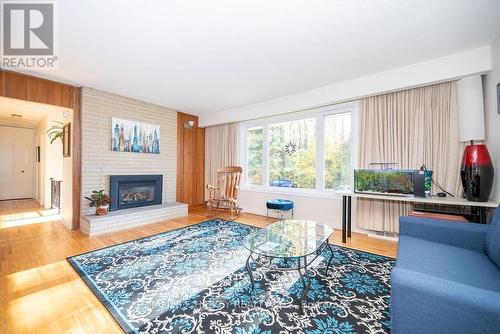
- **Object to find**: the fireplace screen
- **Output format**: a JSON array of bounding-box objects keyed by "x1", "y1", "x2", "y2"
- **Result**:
[
  {"x1": 119, "y1": 185, "x2": 156, "y2": 205},
  {"x1": 109, "y1": 175, "x2": 163, "y2": 211}
]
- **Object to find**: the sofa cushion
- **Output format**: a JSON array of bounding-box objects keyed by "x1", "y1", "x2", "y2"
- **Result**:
[
  {"x1": 397, "y1": 235, "x2": 500, "y2": 292},
  {"x1": 486, "y1": 207, "x2": 500, "y2": 269}
]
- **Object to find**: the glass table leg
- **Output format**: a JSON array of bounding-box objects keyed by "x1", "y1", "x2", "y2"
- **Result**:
[
  {"x1": 299, "y1": 257, "x2": 311, "y2": 301},
  {"x1": 325, "y1": 243, "x2": 334, "y2": 275},
  {"x1": 296, "y1": 256, "x2": 312, "y2": 313},
  {"x1": 246, "y1": 253, "x2": 255, "y2": 290}
]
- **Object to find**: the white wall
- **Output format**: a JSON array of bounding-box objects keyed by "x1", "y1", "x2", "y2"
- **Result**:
[
  {"x1": 200, "y1": 46, "x2": 491, "y2": 127},
  {"x1": 239, "y1": 190, "x2": 360, "y2": 232},
  {"x1": 484, "y1": 34, "x2": 500, "y2": 202},
  {"x1": 34, "y1": 112, "x2": 64, "y2": 208},
  {"x1": 44, "y1": 114, "x2": 64, "y2": 208},
  {"x1": 81, "y1": 88, "x2": 177, "y2": 215}
]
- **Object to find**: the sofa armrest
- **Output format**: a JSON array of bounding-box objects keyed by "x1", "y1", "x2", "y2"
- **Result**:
[
  {"x1": 391, "y1": 267, "x2": 500, "y2": 334},
  {"x1": 399, "y1": 216, "x2": 488, "y2": 252}
]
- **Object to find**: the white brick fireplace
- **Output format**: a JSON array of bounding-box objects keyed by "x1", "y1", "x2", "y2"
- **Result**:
[{"x1": 80, "y1": 88, "x2": 184, "y2": 234}]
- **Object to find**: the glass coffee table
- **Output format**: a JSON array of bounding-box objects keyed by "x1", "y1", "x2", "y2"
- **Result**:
[{"x1": 243, "y1": 219, "x2": 334, "y2": 306}]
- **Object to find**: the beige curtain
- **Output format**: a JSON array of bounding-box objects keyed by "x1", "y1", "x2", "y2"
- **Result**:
[
  {"x1": 357, "y1": 81, "x2": 464, "y2": 233},
  {"x1": 205, "y1": 123, "x2": 239, "y2": 198}
]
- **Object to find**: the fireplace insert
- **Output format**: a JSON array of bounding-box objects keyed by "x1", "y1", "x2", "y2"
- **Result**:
[{"x1": 109, "y1": 175, "x2": 162, "y2": 211}]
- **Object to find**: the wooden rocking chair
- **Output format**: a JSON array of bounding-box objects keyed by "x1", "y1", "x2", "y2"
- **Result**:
[{"x1": 206, "y1": 166, "x2": 243, "y2": 219}]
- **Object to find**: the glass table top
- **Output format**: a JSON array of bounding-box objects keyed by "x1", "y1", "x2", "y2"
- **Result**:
[{"x1": 243, "y1": 220, "x2": 334, "y2": 258}]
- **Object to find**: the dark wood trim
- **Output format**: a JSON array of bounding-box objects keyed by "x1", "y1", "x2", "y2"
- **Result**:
[
  {"x1": 60, "y1": 85, "x2": 73, "y2": 108},
  {"x1": 188, "y1": 202, "x2": 207, "y2": 210},
  {"x1": 4, "y1": 71, "x2": 26, "y2": 100},
  {"x1": 0, "y1": 70, "x2": 6, "y2": 96},
  {"x1": 176, "y1": 113, "x2": 184, "y2": 203},
  {"x1": 0, "y1": 69, "x2": 74, "y2": 109},
  {"x1": 177, "y1": 112, "x2": 205, "y2": 206},
  {"x1": 72, "y1": 87, "x2": 82, "y2": 230}
]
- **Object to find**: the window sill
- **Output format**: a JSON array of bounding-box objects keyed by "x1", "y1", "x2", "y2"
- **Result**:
[{"x1": 239, "y1": 186, "x2": 345, "y2": 200}]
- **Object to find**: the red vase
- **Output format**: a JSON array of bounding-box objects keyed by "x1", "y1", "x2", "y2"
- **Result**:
[{"x1": 460, "y1": 144, "x2": 494, "y2": 202}]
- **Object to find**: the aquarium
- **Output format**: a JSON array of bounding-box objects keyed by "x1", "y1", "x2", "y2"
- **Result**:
[{"x1": 354, "y1": 169, "x2": 414, "y2": 196}]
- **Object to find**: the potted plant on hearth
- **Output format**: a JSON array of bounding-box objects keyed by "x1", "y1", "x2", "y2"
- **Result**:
[{"x1": 85, "y1": 190, "x2": 111, "y2": 216}]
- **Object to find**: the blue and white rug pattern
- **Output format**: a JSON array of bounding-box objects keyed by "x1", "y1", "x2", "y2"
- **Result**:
[{"x1": 68, "y1": 219, "x2": 394, "y2": 333}]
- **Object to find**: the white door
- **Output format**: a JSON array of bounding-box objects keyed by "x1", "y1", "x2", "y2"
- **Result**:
[
  {"x1": 0, "y1": 126, "x2": 14, "y2": 199},
  {"x1": 12, "y1": 127, "x2": 34, "y2": 198},
  {"x1": 0, "y1": 126, "x2": 34, "y2": 200}
]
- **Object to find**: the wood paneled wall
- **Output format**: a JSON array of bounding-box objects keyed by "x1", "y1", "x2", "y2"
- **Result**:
[
  {"x1": 177, "y1": 112, "x2": 205, "y2": 206},
  {"x1": 72, "y1": 88, "x2": 82, "y2": 230},
  {"x1": 0, "y1": 70, "x2": 75, "y2": 109}
]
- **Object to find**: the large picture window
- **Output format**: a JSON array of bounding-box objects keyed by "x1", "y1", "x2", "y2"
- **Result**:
[{"x1": 242, "y1": 102, "x2": 356, "y2": 193}]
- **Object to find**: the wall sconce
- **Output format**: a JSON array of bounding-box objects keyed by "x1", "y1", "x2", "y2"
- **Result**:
[{"x1": 184, "y1": 120, "x2": 195, "y2": 129}]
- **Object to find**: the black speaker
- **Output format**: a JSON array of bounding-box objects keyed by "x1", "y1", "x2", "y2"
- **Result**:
[{"x1": 413, "y1": 170, "x2": 426, "y2": 197}]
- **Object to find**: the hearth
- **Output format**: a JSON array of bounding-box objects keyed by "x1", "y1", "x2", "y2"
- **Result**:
[{"x1": 109, "y1": 175, "x2": 162, "y2": 211}]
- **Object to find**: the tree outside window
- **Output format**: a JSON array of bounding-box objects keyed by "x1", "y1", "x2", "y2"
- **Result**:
[
  {"x1": 246, "y1": 126, "x2": 263, "y2": 185},
  {"x1": 268, "y1": 118, "x2": 316, "y2": 189},
  {"x1": 324, "y1": 113, "x2": 351, "y2": 190}
]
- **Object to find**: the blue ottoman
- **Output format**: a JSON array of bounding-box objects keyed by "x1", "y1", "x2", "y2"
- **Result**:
[{"x1": 266, "y1": 199, "x2": 294, "y2": 220}]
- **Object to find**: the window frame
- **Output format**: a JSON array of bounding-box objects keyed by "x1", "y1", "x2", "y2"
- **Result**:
[
  {"x1": 244, "y1": 125, "x2": 265, "y2": 186},
  {"x1": 240, "y1": 101, "x2": 359, "y2": 196}
]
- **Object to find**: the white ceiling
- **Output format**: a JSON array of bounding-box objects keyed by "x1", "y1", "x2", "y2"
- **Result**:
[
  {"x1": 30, "y1": 0, "x2": 500, "y2": 116},
  {"x1": 0, "y1": 97, "x2": 68, "y2": 127}
]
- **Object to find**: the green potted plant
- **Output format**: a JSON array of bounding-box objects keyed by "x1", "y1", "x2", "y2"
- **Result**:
[
  {"x1": 46, "y1": 121, "x2": 64, "y2": 143},
  {"x1": 85, "y1": 190, "x2": 111, "y2": 215}
]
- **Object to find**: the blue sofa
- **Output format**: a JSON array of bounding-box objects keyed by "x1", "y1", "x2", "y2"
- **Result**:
[{"x1": 391, "y1": 207, "x2": 500, "y2": 334}]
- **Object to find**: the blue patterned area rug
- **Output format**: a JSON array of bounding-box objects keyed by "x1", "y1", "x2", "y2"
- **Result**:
[{"x1": 67, "y1": 219, "x2": 394, "y2": 334}]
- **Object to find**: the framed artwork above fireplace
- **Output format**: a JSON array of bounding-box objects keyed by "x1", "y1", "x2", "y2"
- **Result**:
[{"x1": 112, "y1": 118, "x2": 160, "y2": 154}]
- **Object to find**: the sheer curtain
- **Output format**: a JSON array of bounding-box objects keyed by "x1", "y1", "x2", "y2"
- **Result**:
[
  {"x1": 205, "y1": 123, "x2": 239, "y2": 199},
  {"x1": 356, "y1": 81, "x2": 464, "y2": 233}
]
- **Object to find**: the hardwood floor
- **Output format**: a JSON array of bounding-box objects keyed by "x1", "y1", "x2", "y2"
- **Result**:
[
  {"x1": 0, "y1": 204, "x2": 397, "y2": 333},
  {"x1": 0, "y1": 199, "x2": 59, "y2": 224}
]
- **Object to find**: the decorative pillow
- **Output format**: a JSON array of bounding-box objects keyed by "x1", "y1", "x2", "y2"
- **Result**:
[{"x1": 486, "y1": 207, "x2": 500, "y2": 268}]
